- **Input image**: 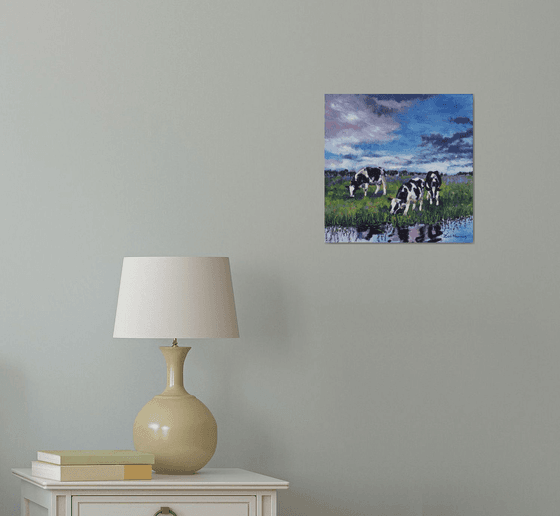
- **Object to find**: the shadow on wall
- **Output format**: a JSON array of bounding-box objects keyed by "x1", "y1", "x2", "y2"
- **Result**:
[{"x1": 0, "y1": 363, "x2": 30, "y2": 516}]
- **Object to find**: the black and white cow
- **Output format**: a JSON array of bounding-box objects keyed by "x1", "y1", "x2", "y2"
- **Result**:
[
  {"x1": 389, "y1": 178, "x2": 425, "y2": 216},
  {"x1": 425, "y1": 170, "x2": 442, "y2": 206},
  {"x1": 348, "y1": 167, "x2": 387, "y2": 198}
]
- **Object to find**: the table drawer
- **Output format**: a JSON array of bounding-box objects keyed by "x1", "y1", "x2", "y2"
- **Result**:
[{"x1": 72, "y1": 495, "x2": 256, "y2": 516}]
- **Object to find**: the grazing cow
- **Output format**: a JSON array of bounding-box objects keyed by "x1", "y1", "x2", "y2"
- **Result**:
[
  {"x1": 389, "y1": 178, "x2": 425, "y2": 215},
  {"x1": 348, "y1": 167, "x2": 387, "y2": 198},
  {"x1": 425, "y1": 171, "x2": 442, "y2": 206}
]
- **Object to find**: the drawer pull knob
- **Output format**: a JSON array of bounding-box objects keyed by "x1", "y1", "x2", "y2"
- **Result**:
[{"x1": 154, "y1": 508, "x2": 177, "y2": 516}]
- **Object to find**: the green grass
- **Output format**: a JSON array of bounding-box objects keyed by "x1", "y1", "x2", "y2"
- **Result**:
[{"x1": 324, "y1": 177, "x2": 473, "y2": 228}]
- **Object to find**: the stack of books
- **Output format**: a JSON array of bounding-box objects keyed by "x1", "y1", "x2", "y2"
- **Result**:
[{"x1": 31, "y1": 450, "x2": 155, "y2": 481}]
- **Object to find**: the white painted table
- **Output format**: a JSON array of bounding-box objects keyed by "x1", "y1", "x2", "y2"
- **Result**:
[{"x1": 12, "y1": 467, "x2": 289, "y2": 516}]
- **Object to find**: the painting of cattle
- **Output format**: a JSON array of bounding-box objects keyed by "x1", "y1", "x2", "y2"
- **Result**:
[
  {"x1": 348, "y1": 167, "x2": 387, "y2": 198},
  {"x1": 389, "y1": 177, "x2": 425, "y2": 216},
  {"x1": 424, "y1": 170, "x2": 442, "y2": 206},
  {"x1": 325, "y1": 94, "x2": 473, "y2": 243}
]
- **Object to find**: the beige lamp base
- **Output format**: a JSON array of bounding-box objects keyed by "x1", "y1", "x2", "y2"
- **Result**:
[{"x1": 133, "y1": 346, "x2": 217, "y2": 474}]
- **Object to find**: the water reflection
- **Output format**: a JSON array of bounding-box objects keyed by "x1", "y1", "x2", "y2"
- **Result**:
[
  {"x1": 326, "y1": 217, "x2": 473, "y2": 243},
  {"x1": 355, "y1": 224, "x2": 386, "y2": 241},
  {"x1": 394, "y1": 223, "x2": 443, "y2": 243}
]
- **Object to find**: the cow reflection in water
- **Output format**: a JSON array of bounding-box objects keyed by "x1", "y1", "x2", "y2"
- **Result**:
[
  {"x1": 356, "y1": 224, "x2": 387, "y2": 241},
  {"x1": 355, "y1": 223, "x2": 443, "y2": 242},
  {"x1": 389, "y1": 223, "x2": 443, "y2": 243}
]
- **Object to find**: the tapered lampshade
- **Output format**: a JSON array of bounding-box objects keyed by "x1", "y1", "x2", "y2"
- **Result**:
[
  {"x1": 114, "y1": 256, "x2": 239, "y2": 339},
  {"x1": 113, "y1": 256, "x2": 239, "y2": 474}
]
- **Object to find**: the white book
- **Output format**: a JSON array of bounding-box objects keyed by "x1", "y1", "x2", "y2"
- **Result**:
[{"x1": 37, "y1": 450, "x2": 155, "y2": 465}]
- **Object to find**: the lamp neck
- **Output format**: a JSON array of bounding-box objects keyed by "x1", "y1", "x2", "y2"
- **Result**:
[{"x1": 159, "y1": 345, "x2": 191, "y2": 396}]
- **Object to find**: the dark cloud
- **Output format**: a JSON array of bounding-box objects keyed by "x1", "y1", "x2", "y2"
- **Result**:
[
  {"x1": 451, "y1": 117, "x2": 473, "y2": 125},
  {"x1": 416, "y1": 154, "x2": 459, "y2": 165},
  {"x1": 362, "y1": 95, "x2": 435, "y2": 116},
  {"x1": 421, "y1": 128, "x2": 473, "y2": 152},
  {"x1": 373, "y1": 94, "x2": 435, "y2": 103},
  {"x1": 417, "y1": 128, "x2": 473, "y2": 168},
  {"x1": 360, "y1": 96, "x2": 400, "y2": 116}
]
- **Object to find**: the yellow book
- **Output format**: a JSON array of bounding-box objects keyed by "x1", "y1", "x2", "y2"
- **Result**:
[
  {"x1": 37, "y1": 450, "x2": 155, "y2": 465},
  {"x1": 31, "y1": 461, "x2": 152, "y2": 481}
]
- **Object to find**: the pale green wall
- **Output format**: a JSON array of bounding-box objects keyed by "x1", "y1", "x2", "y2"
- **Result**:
[{"x1": 1, "y1": 1, "x2": 559, "y2": 515}]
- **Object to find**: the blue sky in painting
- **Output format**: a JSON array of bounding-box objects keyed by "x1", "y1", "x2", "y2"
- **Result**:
[{"x1": 325, "y1": 94, "x2": 473, "y2": 175}]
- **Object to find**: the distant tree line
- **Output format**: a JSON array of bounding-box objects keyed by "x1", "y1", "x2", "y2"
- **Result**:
[{"x1": 325, "y1": 169, "x2": 473, "y2": 177}]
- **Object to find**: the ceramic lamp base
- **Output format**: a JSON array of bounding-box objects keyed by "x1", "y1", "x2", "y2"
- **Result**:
[{"x1": 133, "y1": 346, "x2": 217, "y2": 474}]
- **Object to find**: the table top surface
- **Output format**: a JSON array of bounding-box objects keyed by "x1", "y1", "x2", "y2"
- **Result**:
[{"x1": 12, "y1": 467, "x2": 289, "y2": 491}]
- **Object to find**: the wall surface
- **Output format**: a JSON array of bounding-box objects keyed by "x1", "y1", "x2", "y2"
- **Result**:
[{"x1": 1, "y1": 1, "x2": 559, "y2": 515}]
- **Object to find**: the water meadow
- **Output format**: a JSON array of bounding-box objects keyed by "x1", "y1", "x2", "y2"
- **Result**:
[{"x1": 324, "y1": 174, "x2": 473, "y2": 243}]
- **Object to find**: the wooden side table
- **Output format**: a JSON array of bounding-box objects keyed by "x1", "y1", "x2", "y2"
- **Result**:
[{"x1": 12, "y1": 467, "x2": 289, "y2": 516}]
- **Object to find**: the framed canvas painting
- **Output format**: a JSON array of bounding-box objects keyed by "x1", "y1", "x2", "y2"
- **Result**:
[{"x1": 325, "y1": 94, "x2": 473, "y2": 243}]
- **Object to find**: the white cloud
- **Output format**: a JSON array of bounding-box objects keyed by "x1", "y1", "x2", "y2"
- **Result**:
[
  {"x1": 325, "y1": 95, "x2": 401, "y2": 156},
  {"x1": 326, "y1": 153, "x2": 416, "y2": 172},
  {"x1": 414, "y1": 159, "x2": 473, "y2": 175},
  {"x1": 353, "y1": 153, "x2": 415, "y2": 170},
  {"x1": 324, "y1": 137, "x2": 364, "y2": 156},
  {"x1": 325, "y1": 158, "x2": 359, "y2": 171},
  {"x1": 375, "y1": 98, "x2": 414, "y2": 110}
]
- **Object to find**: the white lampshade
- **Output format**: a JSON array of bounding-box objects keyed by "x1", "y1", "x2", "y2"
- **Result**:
[{"x1": 113, "y1": 257, "x2": 239, "y2": 339}]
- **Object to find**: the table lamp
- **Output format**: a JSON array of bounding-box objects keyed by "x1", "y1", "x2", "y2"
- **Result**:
[{"x1": 113, "y1": 257, "x2": 239, "y2": 474}]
